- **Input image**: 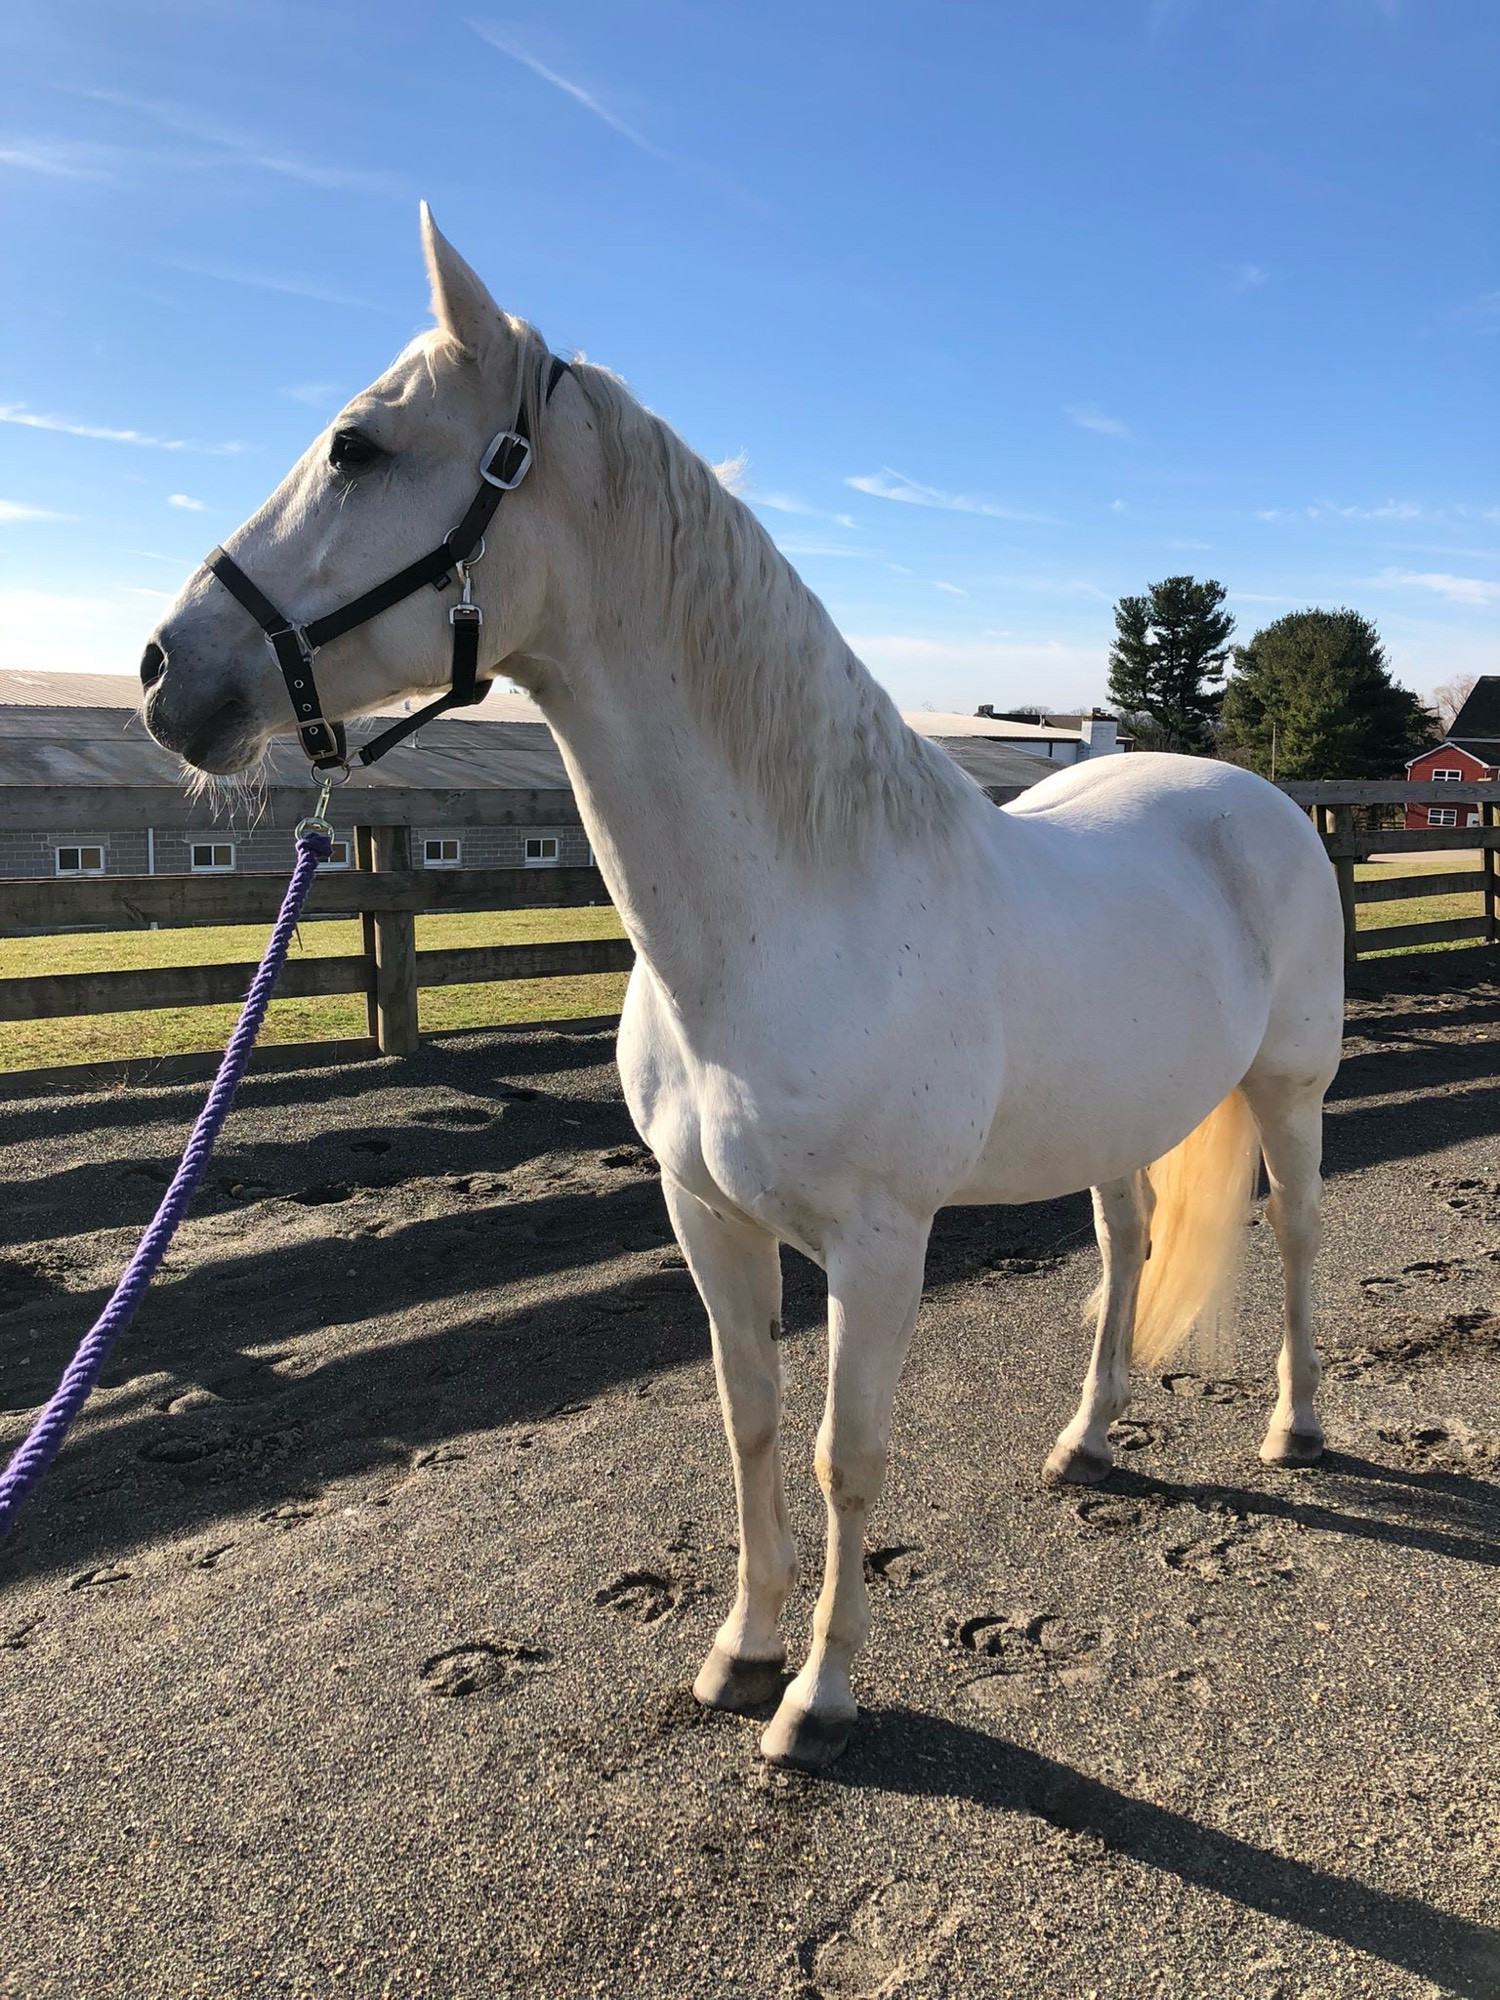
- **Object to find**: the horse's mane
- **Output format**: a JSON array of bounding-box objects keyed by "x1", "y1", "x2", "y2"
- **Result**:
[{"x1": 561, "y1": 358, "x2": 974, "y2": 861}]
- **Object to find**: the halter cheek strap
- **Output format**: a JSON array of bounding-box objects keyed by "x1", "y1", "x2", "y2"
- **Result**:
[{"x1": 205, "y1": 352, "x2": 569, "y2": 772}]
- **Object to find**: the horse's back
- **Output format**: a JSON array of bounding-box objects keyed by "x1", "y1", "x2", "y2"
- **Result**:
[{"x1": 999, "y1": 751, "x2": 1339, "y2": 982}]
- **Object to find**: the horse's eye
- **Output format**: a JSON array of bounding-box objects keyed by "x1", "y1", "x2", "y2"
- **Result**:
[{"x1": 329, "y1": 428, "x2": 384, "y2": 473}]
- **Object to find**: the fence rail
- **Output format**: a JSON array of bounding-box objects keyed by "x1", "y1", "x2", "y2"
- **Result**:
[
  {"x1": 1298, "y1": 785, "x2": 1498, "y2": 965},
  {"x1": 0, "y1": 778, "x2": 1495, "y2": 1082}
]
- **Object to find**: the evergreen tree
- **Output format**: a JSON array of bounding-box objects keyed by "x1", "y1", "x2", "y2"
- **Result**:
[
  {"x1": 1220, "y1": 608, "x2": 1435, "y2": 780},
  {"x1": 1106, "y1": 575, "x2": 1235, "y2": 751}
]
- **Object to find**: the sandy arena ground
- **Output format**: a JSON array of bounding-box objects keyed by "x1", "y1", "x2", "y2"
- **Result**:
[{"x1": 1, "y1": 951, "x2": 1497, "y2": 1999}]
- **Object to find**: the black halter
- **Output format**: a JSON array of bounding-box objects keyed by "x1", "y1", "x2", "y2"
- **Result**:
[{"x1": 203, "y1": 352, "x2": 569, "y2": 772}]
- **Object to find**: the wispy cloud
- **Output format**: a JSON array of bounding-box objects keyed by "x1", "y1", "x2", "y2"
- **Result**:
[
  {"x1": 772, "y1": 538, "x2": 875, "y2": 559},
  {"x1": 468, "y1": 21, "x2": 669, "y2": 160},
  {"x1": 0, "y1": 138, "x2": 117, "y2": 179},
  {"x1": 163, "y1": 259, "x2": 382, "y2": 311},
  {"x1": 281, "y1": 382, "x2": 345, "y2": 408},
  {"x1": 466, "y1": 21, "x2": 760, "y2": 208},
  {"x1": 167, "y1": 493, "x2": 206, "y2": 511},
  {"x1": 71, "y1": 90, "x2": 409, "y2": 198},
  {"x1": 1226, "y1": 262, "x2": 1269, "y2": 292},
  {"x1": 1257, "y1": 498, "x2": 1428, "y2": 523},
  {"x1": 1065, "y1": 402, "x2": 1131, "y2": 439},
  {"x1": 0, "y1": 403, "x2": 241, "y2": 454},
  {"x1": 746, "y1": 489, "x2": 818, "y2": 516},
  {"x1": 846, "y1": 467, "x2": 1054, "y2": 522},
  {"x1": 933, "y1": 580, "x2": 968, "y2": 597},
  {"x1": 0, "y1": 500, "x2": 69, "y2": 522},
  {"x1": 1372, "y1": 568, "x2": 1499, "y2": 607}
]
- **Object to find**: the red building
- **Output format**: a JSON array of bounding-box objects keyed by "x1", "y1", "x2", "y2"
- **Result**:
[{"x1": 1404, "y1": 676, "x2": 1500, "y2": 828}]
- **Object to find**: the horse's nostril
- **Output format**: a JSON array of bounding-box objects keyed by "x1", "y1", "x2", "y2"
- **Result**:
[{"x1": 139, "y1": 641, "x2": 166, "y2": 689}]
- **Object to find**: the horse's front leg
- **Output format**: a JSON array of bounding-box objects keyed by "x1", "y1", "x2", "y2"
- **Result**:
[
  {"x1": 760, "y1": 1206, "x2": 929, "y2": 1773},
  {"x1": 663, "y1": 1178, "x2": 798, "y2": 1712}
]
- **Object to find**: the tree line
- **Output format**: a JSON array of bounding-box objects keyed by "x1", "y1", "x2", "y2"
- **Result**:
[{"x1": 1104, "y1": 575, "x2": 1439, "y2": 779}]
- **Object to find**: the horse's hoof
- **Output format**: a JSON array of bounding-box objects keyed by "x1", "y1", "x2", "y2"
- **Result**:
[
  {"x1": 692, "y1": 1645, "x2": 785, "y2": 1714},
  {"x1": 1260, "y1": 1427, "x2": 1324, "y2": 1468},
  {"x1": 1043, "y1": 1439, "x2": 1113, "y2": 1486},
  {"x1": 758, "y1": 1701, "x2": 854, "y2": 1774}
]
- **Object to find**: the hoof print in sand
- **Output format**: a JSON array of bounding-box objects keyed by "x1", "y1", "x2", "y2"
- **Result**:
[
  {"x1": 863, "y1": 1543, "x2": 926, "y2": 1592},
  {"x1": 594, "y1": 1568, "x2": 699, "y2": 1624},
  {"x1": 3, "y1": 1615, "x2": 45, "y2": 1649},
  {"x1": 1361, "y1": 1257, "x2": 1477, "y2": 1302},
  {"x1": 68, "y1": 1564, "x2": 131, "y2": 1591},
  {"x1": 1161, "y1": 1373, "x2": 1248, "y2": 1405},
  {"x1": 1432, "y1": 1176, "x2": 1500, "y2": 1224},
  {"x1": 190, "y1": 1543, "x2": 237, "y2": 1571},
  {"x1": 947, "y1": 1609, "x2": 1108, "y2": 1704},
  {"x1": 259, "y1": 1499, "x2": 319, "y2": 1529},
  {"x1": 139, "y1": 1432, "x2": 223, "y2": 1467},
  {"x1": 796, "y1": 1878, "x2": 953, "y2": 1999},
  {"x1": 411, "y1": 1445, "x2": 467, "y2": 1470},
  {"x1": 1376, "y1": 1420, "x2": 1495, "y2": 1470},
  {"x1": 1163, "y1": 1516, "x2": 1296, "y2": 1585},
  {"x1": 1074, "y1": 1492, "x2": 1168, "y2": 1535},
  {"x1": 417, "y1": 1636, "x2": 549, "y2": 1699},
  {"x1": 1108, "y1": 1418, "x2": 1164, "y2": 1453}
]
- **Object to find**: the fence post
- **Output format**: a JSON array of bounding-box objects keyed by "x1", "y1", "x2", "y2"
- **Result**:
[
  {"x1": 355, "y1": 823, "x2": 419, "y2": 1056},
  {"x1": 1323, "y1": 804, "x2": 1359, "y2": 964},
  {"x1": 1484, "y1": 800, "x2": 1499, "y2": 945}
]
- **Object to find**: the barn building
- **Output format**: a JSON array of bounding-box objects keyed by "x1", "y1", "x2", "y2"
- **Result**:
[
  {"x1": 1404, "y1": 676, "x2": 1500, "y2": 829},
  {"x1": 0, "y1": 671, "x2": 1062, "y2": 880}
]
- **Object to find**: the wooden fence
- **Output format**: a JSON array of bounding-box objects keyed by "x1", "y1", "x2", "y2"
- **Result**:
[
  {"x1": 0, "y1": 776, "x2": 1495, "y2": 1082},
  {"x1": 0, "y1": 785, "x2": 629, "y2": 1072},
  {"x1": 1280, "y1": 778, "x2": 1499, "y2": 964}
]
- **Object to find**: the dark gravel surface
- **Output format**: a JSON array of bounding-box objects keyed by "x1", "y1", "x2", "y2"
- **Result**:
[{"x1": 1, "y1": 950, "x2": 1497, "y2": 1999}]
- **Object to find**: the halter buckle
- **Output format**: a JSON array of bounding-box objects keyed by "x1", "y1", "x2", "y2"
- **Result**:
[
  {"x1": 266, "y1": 623, "x2": 318, "y2": 667},
  {"x1": 478, "y1": 430, "x2": 533, "y2": 491}
]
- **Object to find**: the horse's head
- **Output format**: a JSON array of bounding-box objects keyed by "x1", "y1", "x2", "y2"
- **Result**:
[{"x1": 142, "y1": 207, "x2": 581, "y2": 774}]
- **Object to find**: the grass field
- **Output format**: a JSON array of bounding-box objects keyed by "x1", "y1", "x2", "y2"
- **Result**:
[
  {"x1": 1354, "y1": 848, "x2": 1488, "y2": 955},
  {"x1": 1, "y1": 850, "x2": 1491, "y2": 1070},
  {"x1": 0, "y1": 905, "x2": 629, "y2": 1071}
]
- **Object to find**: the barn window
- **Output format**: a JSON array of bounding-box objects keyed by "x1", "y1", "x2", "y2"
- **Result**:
[
  {"x1": 524, "y1": 836, "x2": 560, "y2": 868},
  {"x1": 190, "y1": 842, "x2": 235, "y2": 873},
  {"x1": 1427, "y1": 808, "x2": 1458, "y2": 827},
  {"x1": 424, "y1": 837, "x2": 461, "y2": 866},
  {"x1": 56, "y1": 844, "x2": 105, "y2": 875},
  {"x1": 1432, "y1": 768, "x2": 1463, "y2": 782},
  {"x1": 322, "y1": 838, "x2": 351, "y2": 869}
]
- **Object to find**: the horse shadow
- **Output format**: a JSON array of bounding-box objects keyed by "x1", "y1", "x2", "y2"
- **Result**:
[{"x1": 830, "y1": 1708, "x2": 1500, "y2": 1997}]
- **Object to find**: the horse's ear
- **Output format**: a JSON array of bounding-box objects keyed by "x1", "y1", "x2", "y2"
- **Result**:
[{"x1": 419, "y1": 202, "x2": 503, "y2": 359}]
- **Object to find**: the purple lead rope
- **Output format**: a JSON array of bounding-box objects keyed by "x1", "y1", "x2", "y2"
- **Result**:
[{"x1": 0, "y1": 823, "x2": 333, "y2": 1542}]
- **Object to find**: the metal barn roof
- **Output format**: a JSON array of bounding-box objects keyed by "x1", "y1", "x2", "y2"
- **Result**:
[{"x1": 0, "y1": 670, "x2": 1051, "y2": 800}]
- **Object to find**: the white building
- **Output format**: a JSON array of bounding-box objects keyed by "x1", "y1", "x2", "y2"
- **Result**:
[{"x1": 904, "y1": 708, "x2": 1126, "y2": 764}]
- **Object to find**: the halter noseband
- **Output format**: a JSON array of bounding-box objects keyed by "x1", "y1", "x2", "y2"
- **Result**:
[{"x1": 203, "y1": 352, "x2": 570, "y2": 772}]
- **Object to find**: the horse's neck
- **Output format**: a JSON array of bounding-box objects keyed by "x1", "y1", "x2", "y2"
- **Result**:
[
  {"x1": 523, "y1": 391, "x2": 976, "y2": 987},
  {"x1": 537, "y1": 639, "x2": 810, "y2": 985}
]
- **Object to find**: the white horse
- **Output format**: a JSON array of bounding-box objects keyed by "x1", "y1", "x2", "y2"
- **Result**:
[{"x1": 142, "y1": 209, "x2": 1344, "y2": 1772}]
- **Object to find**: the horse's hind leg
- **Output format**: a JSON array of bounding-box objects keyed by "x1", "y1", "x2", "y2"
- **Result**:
[
  {"x1": 1044, "y1": 1173, "x2": 1152, "y2": 1485},
  {"x1": 663, "y1": 1179, "x2": 798, "y2": 1713},
  {"x1": 1240, "y1": 1072, "x2": 1326, "y2": 1466}
]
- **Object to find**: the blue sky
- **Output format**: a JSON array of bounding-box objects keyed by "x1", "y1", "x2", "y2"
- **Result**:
[{"x1": 1, "y1": 0, "x2": 1495, "y2": 714}]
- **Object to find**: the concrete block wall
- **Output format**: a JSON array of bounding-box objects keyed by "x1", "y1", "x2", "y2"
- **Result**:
[
  {"x1": 0, "y1": 821, "x2": 590, "y2": 879},
  {"x1": 415, "y1": 825, "x2": 591, "y2": 868}
]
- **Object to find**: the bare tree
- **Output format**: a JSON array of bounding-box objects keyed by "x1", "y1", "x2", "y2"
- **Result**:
[{"x1": 1431, "y1": 674, "x2": 1478, "y2": 732}]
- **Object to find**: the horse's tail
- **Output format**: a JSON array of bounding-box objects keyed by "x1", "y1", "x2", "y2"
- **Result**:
[{"x1": 1131, "y1": 1088, "x2": 1260, "y2": 1373}]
